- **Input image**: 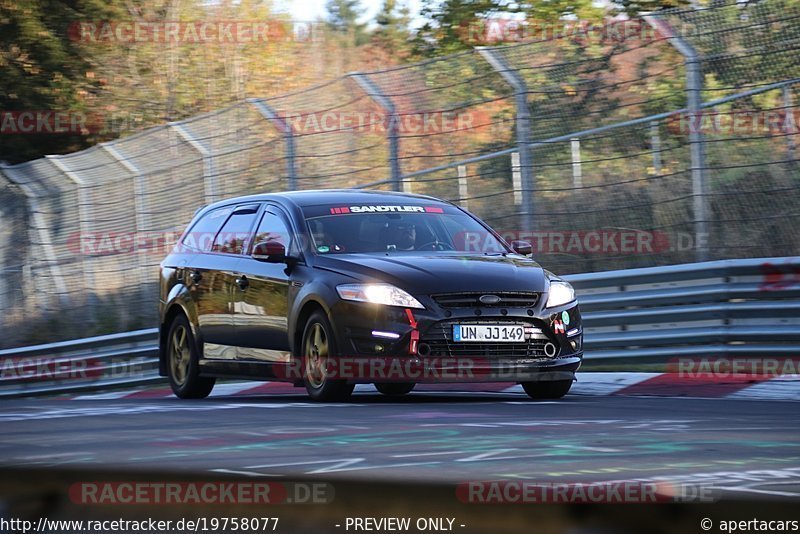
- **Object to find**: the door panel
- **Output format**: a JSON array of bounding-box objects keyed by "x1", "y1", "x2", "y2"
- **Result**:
[
  {"x1": 233, "y1": 209, "x2": 293, "y2": 362},
  {"x1": 190, "y1": 254, "x2": 239, "y2": 357},
  {"x1": 194, "y1": 204, "x2": 259, "y2": 360}
]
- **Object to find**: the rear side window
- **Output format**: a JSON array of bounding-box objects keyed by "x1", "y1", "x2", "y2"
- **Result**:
[
  {"x1": 211, "y1": 207, "x2": 259, "y2": 255},
  {"x1": 182, "y1": 206, "x2": 233, "y2": 252}
]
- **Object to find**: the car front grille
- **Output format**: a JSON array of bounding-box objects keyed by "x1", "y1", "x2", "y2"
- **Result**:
[
  {"x1": 419, "y1": 319, "x2": 557, "y2": 360},
  {"x1": 431, "y1": 292, "x2": 539, "y2": 308}
]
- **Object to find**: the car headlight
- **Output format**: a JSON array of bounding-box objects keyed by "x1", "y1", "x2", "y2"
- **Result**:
[
  {"x1": 337, "y1": 283, "x2": 424, "y2": 309},
  {"x1": 546, "y1": 280, "x2": 576, "y2": 308}
]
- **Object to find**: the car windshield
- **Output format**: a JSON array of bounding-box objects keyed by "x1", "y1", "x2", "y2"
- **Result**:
[{"x1": 303, "y1": 204, "x2": 509, "y2": 254}]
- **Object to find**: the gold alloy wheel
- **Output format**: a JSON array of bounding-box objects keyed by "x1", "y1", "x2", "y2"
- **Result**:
[
  {"x1": 170, "y1": 324, "x2": 191, "y2": 386},
  {"x1": 304, "y1": 323, "x2": 328, "y2": 389}
]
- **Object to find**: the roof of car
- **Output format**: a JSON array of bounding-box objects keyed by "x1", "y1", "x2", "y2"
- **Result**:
[{"x1": 206, "y1": 189, "x2": 449, "y2": 209}]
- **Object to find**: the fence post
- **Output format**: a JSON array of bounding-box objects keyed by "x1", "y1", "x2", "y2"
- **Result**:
[
  {"x1": 477, "y1": 47, "x2": 534, "y2": 233},
  {"x1": 457, "y1": 165, "x2": 469, "y2": 209},
  {"x1": 0, "y1": 164, "x2": 69, "y2": 311},
  {"x1": 171, "y1": 123, "x2": 217, "y2": 204},
  {"x1": 784, "y1": 85, "x2": 797, "y2": 163},
  {"x1": 0, "y1": 168, "x2": 14, "y2": 328},
  {"x1": 47, "y1": 156, "x2": 97, "y2": 317},
  {"x1": 650, "y1": 121, "x2": 663, "y2": 175},
  {"x1": 249, "y1": 98, "x2": 298, "y2": 191},
  {"x1": 510, "y1": 152, "x2": 523, "y2": 206},
  {"x1": 349, "y1": 73, "x2": 403, "y2": 192},
  {"x1": 570, "y1": 137, "x2": 583, "y2": 188},
  {"x1": 102, "y1": 143, "x2": 151, "y2": 293},
  {"x1": 645, "y1": 15, "x2": 709, "y2": 262}
]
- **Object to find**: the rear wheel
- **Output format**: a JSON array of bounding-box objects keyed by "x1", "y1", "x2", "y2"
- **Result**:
[
  {"x1": 301, "y1": 311, "x2": 354, "y2": 402},
  {"x1": 375, "y1": 382, "x2": 415, "y2": 396},
  {"x1": 166, "y1": 314, "x2": 215, "y2": 399},
  {"x1": 521, "y1": 380, "x2": 572, "y2": 400}
]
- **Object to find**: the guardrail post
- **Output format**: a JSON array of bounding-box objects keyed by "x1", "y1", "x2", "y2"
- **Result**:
[
  {"x1": 645, "y1": 15, "x2": 709, "y2": 262},
  {"x1": 249, "y1": 98, "x2": 298, "y2": 191},
  {"x1": 171, "y1": 123, "x2": 217, "y2": 204},
  {"x1": 350, "y1": 73, "x2": 403, "y2": 192},
  {"x1": 477, "y1": 47, "x2": 534, "y2": 233},
  {"x1": 47, "y1": 156, "x2": 97, "y2": 317}
]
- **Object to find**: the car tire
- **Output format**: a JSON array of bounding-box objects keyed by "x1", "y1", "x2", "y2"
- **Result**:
[
  {"x1": 375, "y1": 383, "x2": 415, "y2": 396},
  {"x1": 166, "y1": 314, "x2": 216, "y2": 399},
  {"x1": 521, "y1": 380, "x2": 572, "y2": 400},
  {"x1": 301, "y1": 311, "x2": 355, "y2": 402}
]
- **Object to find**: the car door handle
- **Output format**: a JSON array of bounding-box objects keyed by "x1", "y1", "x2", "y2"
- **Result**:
[
  {"x1": 235, "y1": 275, "x2": 249, "y2": 290},
  {"x1": 189, "y1": 270, "x2": 202, "y2": 284}
]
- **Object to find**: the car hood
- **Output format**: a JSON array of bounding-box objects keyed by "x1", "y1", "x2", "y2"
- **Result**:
[{"x1": 313, "y1": 253, "x2": 548, "y2": 295}]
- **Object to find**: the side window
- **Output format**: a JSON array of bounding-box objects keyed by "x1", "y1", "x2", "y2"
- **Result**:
[
  {"x1": 211, "y1": 207, "x2": 259, "y2": 255},
  {"x1": 252, "y1": 209, "x2": 292, "y2": 253},
  {"x1": 182, "y1": 206, "x2": 233, "y2": 252}
]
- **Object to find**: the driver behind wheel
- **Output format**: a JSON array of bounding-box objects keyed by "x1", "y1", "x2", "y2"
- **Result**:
[{"x1": 384, "y1": 221, "x2": 416, "y2": 251}]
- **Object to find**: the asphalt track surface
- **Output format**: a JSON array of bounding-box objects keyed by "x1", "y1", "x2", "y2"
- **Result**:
[{"x1": 2, "y1": 388, "x2": 800, "y2": 500}]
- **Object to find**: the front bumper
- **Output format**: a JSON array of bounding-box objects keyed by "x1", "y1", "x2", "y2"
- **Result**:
[{"x1": 328, "y1": 298, "x2": 583, "y2": 384}]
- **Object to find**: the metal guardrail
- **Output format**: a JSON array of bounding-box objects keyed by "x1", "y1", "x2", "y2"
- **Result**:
[
  {"x1": 0, "y1": 329, "x2": 161, "y2": 398},
  {"x1": 566, "y1": 256, "x2": 800, "y2": 363},
  {"x1": 1, "y1": 257, "x2": 798, "y2": 397}
]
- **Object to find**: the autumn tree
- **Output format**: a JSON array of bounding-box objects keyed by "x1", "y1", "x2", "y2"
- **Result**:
[{"x1": 0, "y1": 0, "x2": 123, "y2": 163}]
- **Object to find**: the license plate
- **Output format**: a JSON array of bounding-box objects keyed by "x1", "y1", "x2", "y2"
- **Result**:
[{"x1": 453, "y1": 324, "x2": 525, "y2": 342}]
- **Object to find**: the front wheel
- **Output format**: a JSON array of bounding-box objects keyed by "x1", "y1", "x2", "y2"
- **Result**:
[
  {"x1": 375, "y1": 382, "x2": 415, "y2": 396},
  {"x1": 301, "y1": 311, "x2": 355, "y2": 402},
  {"x1": 166, "y1": 314, "x2": 215, "y2": 399},
  {"x1": 521, "y1": 380, "x2": 572, "y2": 400}
]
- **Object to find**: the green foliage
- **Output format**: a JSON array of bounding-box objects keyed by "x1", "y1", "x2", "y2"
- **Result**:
[
  {"x1": 372, "y1": 0, "x2": 413, "y2": 54},
  {"x1": 413, "y1": 0, "x2": 501, "y2": 56},
  {"x1": 617, "y1": 0, "x2": 690, "y2": 18},
  {"x1": 326, "y1": 0, "x2": 370, "y2": 45},
  {"x1": 0, "y1": 0, "x2": 122, "y2": 163}
]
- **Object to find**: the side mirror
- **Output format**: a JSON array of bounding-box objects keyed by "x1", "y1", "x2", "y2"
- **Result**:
[
  {"x1": 252, "y1": 241, "x2": 286, "y2": 263},
  {"x1": 511, "y1": 240, "x2": 533, "y2": 256}
]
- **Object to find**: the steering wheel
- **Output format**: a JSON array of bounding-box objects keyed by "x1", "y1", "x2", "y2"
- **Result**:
[{"x1": 417, "y1": 240, "x2": 455, "y2": 251}]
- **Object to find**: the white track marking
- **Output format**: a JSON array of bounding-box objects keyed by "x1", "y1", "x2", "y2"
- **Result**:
[
  {"x1": 208, "y1": 381, "x2": 263, "y2": 397},
  {"x1": 62, "y1": 373, "x2": 800, "y2": 401},
  {"x1": 569, "y1": 372, "x2": 658, "y2": 396},
  {"x1": 727, "y1": 375, "x2": 800, "y2": 401},
  {"x1": 73, "y1": 389, "x2": 147, "y2": 400}
]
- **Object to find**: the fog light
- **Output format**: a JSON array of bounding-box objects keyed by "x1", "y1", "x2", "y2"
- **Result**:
[{"x1": 374, "y1": 344, "x2": 384, "y2": 353}]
